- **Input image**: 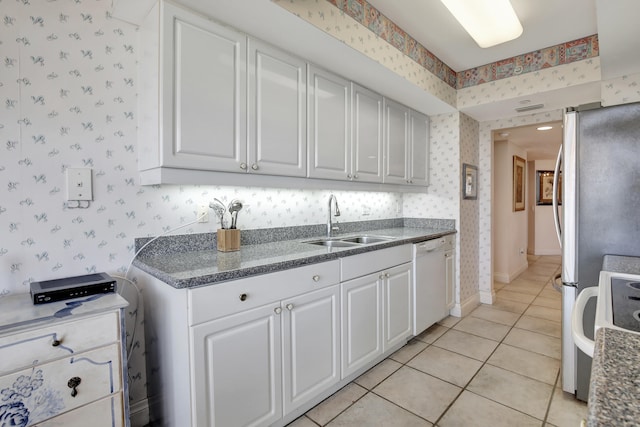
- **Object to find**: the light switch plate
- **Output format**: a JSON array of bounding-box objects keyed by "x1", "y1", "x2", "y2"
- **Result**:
[{"x1": 66, "y1": 168, "x2": 93, "y2": 201}]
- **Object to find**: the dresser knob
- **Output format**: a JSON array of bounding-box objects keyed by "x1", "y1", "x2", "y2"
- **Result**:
[
  {"x1": 312, "y1": 275, "x2": 320, "y2": 282},
  {"x1": 251, "y1": 163, "x2": 259, "y2": 170},
  {"x1": 239, "y1": 293, "x2": 248, "y2": 301},
  {"x1": 68, "y1": 376, "x2": 81, "y2": 397},
  {"x1": 240, "y1": 163, "x2": 247, "y2": 170},
  {"x1": 274, "y1": 307, "x2": 282, "y2": 314},
  {"x1": 286, "y1": 303, "x2": 294, "y2": 311}
]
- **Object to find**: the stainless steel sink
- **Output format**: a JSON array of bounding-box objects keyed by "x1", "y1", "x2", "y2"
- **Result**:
[
  {"x1": 340, "y1": 235, "x2": 393, "y2": 244},
  {"x1": 305, "y1": 239, "x2": 360, "y2": 248}
]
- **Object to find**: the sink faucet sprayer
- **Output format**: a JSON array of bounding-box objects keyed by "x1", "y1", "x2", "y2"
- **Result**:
[{"x1": 327, "y1": 194, "x2": 341, "y2": 237}]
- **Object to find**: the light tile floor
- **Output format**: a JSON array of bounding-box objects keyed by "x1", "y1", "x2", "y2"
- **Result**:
[{"x1": 288, "y1": 255, "x2": 588, "y2": 427}]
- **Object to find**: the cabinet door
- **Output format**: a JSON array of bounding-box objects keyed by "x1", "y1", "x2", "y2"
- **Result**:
[
  {"x1": 191, "y1": 304, "x2": 282, "y2": 427},
  {"x1": 282, "y1": 285, "x2": 340, "y2": 414},
  {"x1": 383, "y1": 263, "x2": 413, "y2": 351},
  {"x1": 341, "y1": 274, "x2": 382, "y2": 378},
  {"x1": 408, "y1": 110, "x2": 430, "y2": 186},
  {"x1": 445, "y1": 249, "x2": 455, "y2": 310},
  {"x1": 248, "y1": 39, "x2": 307, "y2": 177},
  {"x1": 162, "y1": 4, "x2": 247, "y2": 172},
  {"x1": 308, "y1": 66, "x2": 350, "y2": 180},
  {"x1": 351, "y1": 84, "x2": 383, "y2": 183},
  {"x1": 383, "y1": 98, "x2": 409, "y2": 184}
]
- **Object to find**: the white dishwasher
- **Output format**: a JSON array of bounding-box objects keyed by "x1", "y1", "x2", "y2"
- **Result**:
[{"x1": 413, "y1": 237, "x2": 447, "y2": 335}]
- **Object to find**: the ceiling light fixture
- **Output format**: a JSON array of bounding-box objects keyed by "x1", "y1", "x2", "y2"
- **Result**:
[
  {"x1": 537, "y1": 126, "x2": 553, "y2": 131},
  {"x1": 440, "y1": 0, "x2": 523, "y2": 48}
]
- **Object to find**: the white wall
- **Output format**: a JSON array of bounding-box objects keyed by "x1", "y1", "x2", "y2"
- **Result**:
[
  {"x1": 533, "y1": 160, "x2": 562, "y2": 255},
  {"x1": 493, "y1": 142, "x2": 529, "y2": 283}
]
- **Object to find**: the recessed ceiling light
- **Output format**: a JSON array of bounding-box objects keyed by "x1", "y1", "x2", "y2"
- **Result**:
[
  {"x1": 537, "y1": 126, "x2": 553, "y2": 131},
  {"x1": 440, "y1": 0, "x2": 523, "y2": 48}
]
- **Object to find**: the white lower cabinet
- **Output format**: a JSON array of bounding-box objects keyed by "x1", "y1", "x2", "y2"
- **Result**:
[
  {"x1": 445, "y1": 235, "x2": 456, "y2": 310},
  {"x1": 383, "y1": 264, "x2": 413, "y2": 351}
]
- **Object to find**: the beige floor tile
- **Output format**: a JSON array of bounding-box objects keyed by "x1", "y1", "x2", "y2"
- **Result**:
[
  {"x1": 517, "y1": 271, "x2": 552, "y2": 283},
  {"x1": 491, "y1": 297, "x2": 530, "y2": 314},
  {"x1": 415, "y1": 324, "x2": 449, "y2": 344},
  {"x1": 390, "y1": 339, "x2": 428, "y2": 364},
  {"x1": 546, "y1": 387, "x2": 589, "y2": 427},
  {"x1": 326, "y1": 392, "x2": 431, "y2": 427},
  {"x1": 438, "y1": 315, "x2": 462, "y2": 328},
  {"x1": 438, "y1": 390, "x2": 542, "y2": 427},
  {"x1": 503, "y1": 328, "x2": 561, "y2": 359},
  {"x1": 373, "y1": 366, "x2": 461, "y2": 423},
  {"x1": 538, "y1": 289, "x2": 562, "y2": 300},
  {"x1": 524, "y1": 305, "x2": 562, "y2": 323},
  {"x1": 287, "y1": 415, "x2": 319, "y2": 427},
  {"x1": 487, "y1": 344, "x2": 560, "y2": 385},
  {"x1": 515, "y1": 315, "x2": 562, "y2": 338},
  {"x1": 433, "y1": 329, "x2": 499, "y2": 361},
  {"x1": 469, "y1": 305, "x2": 521, "y2": 326},
  {"x1": 306, "y1": 383, "x2": 367, "y2": 425},
  {"x1": 497, "y1": 289, "x2": 536, "y2": 304},
  {"x1": 532, "y1": 296, "x2": 562, "y2": 310},
  {"x1": 354, "y1": 359, "x2": 402, "y2": 390},
  {"x1": 505, "y1": 281, "x2": 546, "y2": 295},
  {"x1": 407, "y1": 346, "x2": 482, "y2": 387},
  {"x1": 467, "y1": 365, "x2": 553, "y2": 419},
  {"x1": 453, "y1": 316, "x2": 510, "y2": 341}
]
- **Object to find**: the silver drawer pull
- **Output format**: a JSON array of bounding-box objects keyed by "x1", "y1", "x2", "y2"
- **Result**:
[
  {"x1": 239, "y1": 293, "x2": 248, "y2": 302},
  {"x1": 312, "y1": 275, "x2": 320, "y2": 282},
  {"x1": 68, "y1": 376, "x2": 81, "y2": 397},
  {"x1": 286, "y1": 303, "x2": 294, "y2": 311},
  {"x1": 274, "y1": 307, "x2": 282, "y2": 314}
]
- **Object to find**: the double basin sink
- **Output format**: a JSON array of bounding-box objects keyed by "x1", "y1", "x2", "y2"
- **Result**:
[{"x1": 304, "y1": 235, "x2": 394, "y2": 248}]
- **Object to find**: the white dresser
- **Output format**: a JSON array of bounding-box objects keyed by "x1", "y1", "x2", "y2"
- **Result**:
[{"x1": 0, "y1": 293, "x2": 129, "y2": 427}]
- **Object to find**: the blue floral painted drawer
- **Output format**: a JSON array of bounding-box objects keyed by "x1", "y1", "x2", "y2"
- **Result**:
[{"x1": 0, "y1": 344, "x2": 122, "y2": 426}]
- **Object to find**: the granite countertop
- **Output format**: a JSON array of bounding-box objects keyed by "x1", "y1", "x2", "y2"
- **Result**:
[
  {"x1": 132, "y1": 220, "x2": 456, "y2": 289},
  {"x1": 588, "y1": 327, "x2": 640, "y2": 426}
]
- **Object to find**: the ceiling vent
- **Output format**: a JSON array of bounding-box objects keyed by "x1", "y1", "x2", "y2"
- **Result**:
[{"x1": 515, "y1": 103, "x2": 545, "y2": 113}]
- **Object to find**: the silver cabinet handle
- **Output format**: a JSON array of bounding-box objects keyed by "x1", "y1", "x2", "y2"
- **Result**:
[
  {"x1": 347, "y1": 174, "x2": 352, "y2": 179},
  {"x1": 353, "y1": 174, "x2": 358, "y2": 179},
  {"x1": 379, "y1": 274, "x2": 385, "y2": 280},
  {"x1": 240, "y1": 163, "x2": 247, "y2": 170},
  {"x1": 385, "y1": 272, "x2": 390, "y2": 278},
  {"x1": 251, "y1": 163, "x2": 259, "y2": 170},
  {"x1": 286, "y1": 303, "x2": 294, "y2": 311},
  {"x1": 274, "y1": 307, "x2": 282, "y2": 314},
  {"x1": 312, "y1": 275, "x2": 320, "y2": 282}
]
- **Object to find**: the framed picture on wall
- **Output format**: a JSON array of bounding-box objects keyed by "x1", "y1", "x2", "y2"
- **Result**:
[
  {"x1": 537, "y1": 170, "x2": 562, "y2": 205},
  {"x1": 513, "y1": 155, "x2": 526, "y2": 211},
  {"x1": 462, "y1": 163, "x2": 478, "y2": 200}
]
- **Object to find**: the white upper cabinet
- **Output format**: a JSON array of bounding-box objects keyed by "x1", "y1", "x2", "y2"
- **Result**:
[
  {"x1": 308, "y1": 66, "x2": 351, "y2": 180},
  {"x1": 351, "y1": 84, "x2": 384, "y2": 183},
  {"x1": 383, "y1": 98, "x2": 409, "y2": 185},
  {"x1": 139, "y1": 2, "x2": 307, "y2": 181},
  {"x1": 157, "y1": 2, "x2": 247, "y2": 172},
  {"x1": 383, "y1": 98, "x2": 430, "y2": 186},
  {"x1": 248, "y1": 39, "x2": 307, "y2": 177},
  {"x1": 408, "y1": 110, "x2": 430, "y2": 186}
]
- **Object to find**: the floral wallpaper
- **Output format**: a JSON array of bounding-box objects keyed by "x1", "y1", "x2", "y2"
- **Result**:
[
  {"x1": 457, "y1": 35, "x2": 599, "y2": 88},
  {"x1": 459, "y1": 113, "x2": 479, "y2": 306},
  {"x1": 601, "y1": 71, "x2": 640, "y2": 106}
]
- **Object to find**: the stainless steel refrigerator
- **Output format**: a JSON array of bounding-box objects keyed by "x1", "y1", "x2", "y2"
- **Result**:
[{"x1": 556, "y1": 102, "x2": 640, "y2": 401}]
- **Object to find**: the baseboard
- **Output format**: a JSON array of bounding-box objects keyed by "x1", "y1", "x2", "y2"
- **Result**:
[
  {"x1": 479, "y1": 289, "x2": 495, "y2": 304},
  {"x1": 449, "y1": 292, "x2": 480, "y2": 317},
  {"x1": 534, "y1": 249, "x2": 561, "y2": 256},
  {"x1": 130, "y1": 398, "x2": 150, "y2": 427},
  {"x1": 494, "y1": 261, "x2": 529, "y2": 283}
]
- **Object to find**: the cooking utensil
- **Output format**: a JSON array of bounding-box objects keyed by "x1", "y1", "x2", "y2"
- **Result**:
[
  {"x1": 209, "y1": 199, "x2": 227, "y2": 229},
  {"x1": 228, "y1": 200, "x2": 243, "y2": 229}
]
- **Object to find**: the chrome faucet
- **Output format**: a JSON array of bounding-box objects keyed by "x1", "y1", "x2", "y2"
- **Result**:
[{"x1": 327, "y1": 194, "x2": 341, "y2": 238}]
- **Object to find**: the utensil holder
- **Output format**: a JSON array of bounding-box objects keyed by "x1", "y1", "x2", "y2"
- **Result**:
[{"x1": 217, "y1": 229, "x2": 240, "y2": 252}]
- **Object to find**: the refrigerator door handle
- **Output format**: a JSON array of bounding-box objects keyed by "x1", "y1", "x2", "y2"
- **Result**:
[{"x1": 552, "y1": 144, "x2": 562, "y2": 247}]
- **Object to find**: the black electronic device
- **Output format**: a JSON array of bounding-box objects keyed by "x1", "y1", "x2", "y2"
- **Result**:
[{"x1": 30, "y1": 272, "x2": 117, "y2": 305}]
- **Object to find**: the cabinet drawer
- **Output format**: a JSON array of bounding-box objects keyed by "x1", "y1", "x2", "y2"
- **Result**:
[
  {"x1": 0, "y1": 312, "x2": 119, "y2": 373},
  {"x1": 189, "y1": 260, "x2": 340, "y2": 325},
  {"x1": 341, "y1": 245, "x2": 412, "y2": 281},
  {"x1": 0, "y1": 344, "x2": 122, "y2": 425},
  {"x1": 35, "y1": 393, "x2": 124, "y2": 427}
]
